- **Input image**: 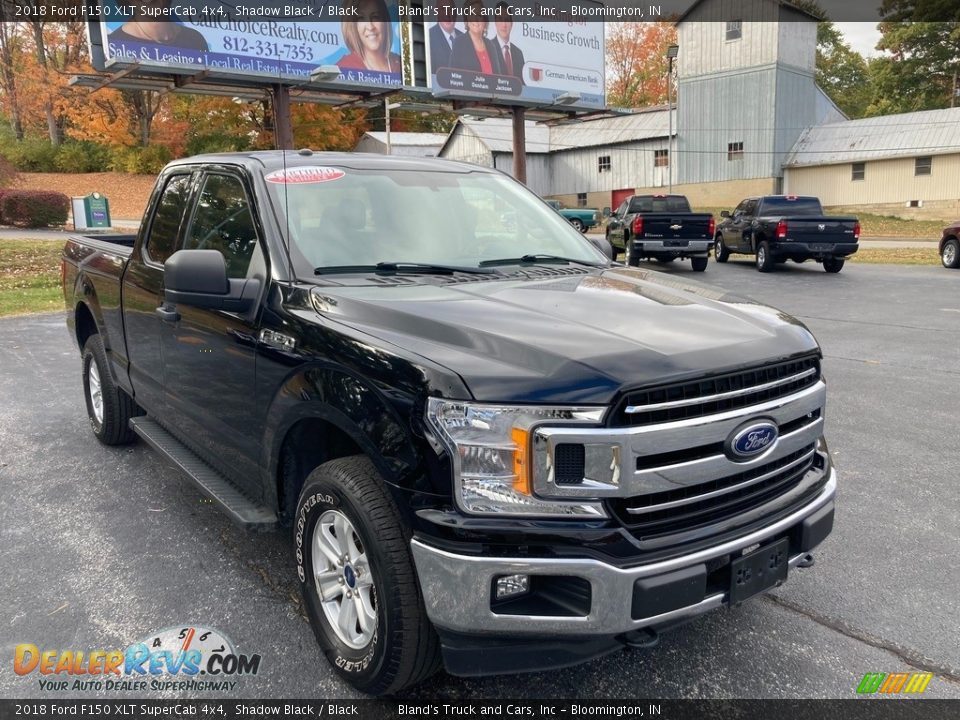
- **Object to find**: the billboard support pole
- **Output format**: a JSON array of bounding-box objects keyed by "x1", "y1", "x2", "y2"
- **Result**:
[
  {"x1": 512, "y1": 105, "x2": 526, "y2": 185},
  {"x1": 272, "y1": 84, "x2": 294, "y2": 150}
]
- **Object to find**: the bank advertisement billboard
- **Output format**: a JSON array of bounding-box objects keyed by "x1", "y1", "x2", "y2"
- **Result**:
[
  {"x1": 97, "y1": 0, "x2": 405, "y2": 88},
  {"x1": 426, "y1": 2, "x2": 605, "y2": 109}
]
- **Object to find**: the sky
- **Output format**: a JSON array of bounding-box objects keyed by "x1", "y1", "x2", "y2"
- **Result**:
[{"x1": 835, "y1": 22, "x2": 883, "y2": 57}]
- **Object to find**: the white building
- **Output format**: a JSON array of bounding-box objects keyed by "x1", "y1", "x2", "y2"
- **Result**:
[{"x1": 353, "y1": 132, "x2": 446, "y2": 157}]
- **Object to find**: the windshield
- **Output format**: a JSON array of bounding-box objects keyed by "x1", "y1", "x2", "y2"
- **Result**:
[
  {"x1": 759, "y1": 197, "x2": 823, "y2": 216},
  {"x1": 263, "y1": 166, "x2": 607, "y2": 274}
]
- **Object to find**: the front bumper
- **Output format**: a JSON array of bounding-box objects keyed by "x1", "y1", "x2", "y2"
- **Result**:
[{"x1": 411, "y1": 468, "x2": 835, "y2": 640}]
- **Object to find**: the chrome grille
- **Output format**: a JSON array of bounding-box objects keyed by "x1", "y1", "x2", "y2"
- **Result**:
[{"x1": 613, "y1": 356, "x2": 821, "y2": 427}]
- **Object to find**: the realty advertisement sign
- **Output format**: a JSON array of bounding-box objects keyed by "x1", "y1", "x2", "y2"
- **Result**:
[
  {"x1": 96, "y1": 0, "x2": 405, "y2": 88},
  {"x1": 426, "y1": 2, "x2": 605, "y2": 109}
]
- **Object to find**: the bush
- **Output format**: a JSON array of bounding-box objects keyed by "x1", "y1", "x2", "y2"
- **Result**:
[
  {"x1": 3, "y1": 138, "x2": 59, "y2": 172},
  {"x1": 0, "y1": 189, "x2": 69, "y2": 228},
  {"x1": 54, "y1": 141, "x2": 112, "y2": 173},
  {"x1": 109, "y1": 145, "x2": 173, "y2": 174}
]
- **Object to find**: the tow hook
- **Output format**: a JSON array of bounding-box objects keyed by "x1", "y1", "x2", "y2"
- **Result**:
[
  {"x1": 622, "y1": 628, "x2": 660, "y2": 649},
  {"x1": 796, "y1": 553, "x2": 815, "y2": 569}
]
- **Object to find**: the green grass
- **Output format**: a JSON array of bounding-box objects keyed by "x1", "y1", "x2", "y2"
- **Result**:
[
  {"x1": 849, "y1": 248, "x2": 940, "y2": 265},
  {"x1": 0, "y1": 240, "x2": 63, "y2": 317},
  {"x1": 693, "y1": 206, "x2": 946, "y2": 240}
]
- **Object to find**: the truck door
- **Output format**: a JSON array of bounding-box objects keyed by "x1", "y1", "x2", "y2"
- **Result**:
[
  {"x1": 158, "y1": 170, "x2": 266, "y2": 496},
  {"x1": 122, "y1": 171, "x2": 195, "y2": 416}
]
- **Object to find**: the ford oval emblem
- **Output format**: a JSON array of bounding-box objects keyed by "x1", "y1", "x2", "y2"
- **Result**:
[{"x1": 727, "y1": 421, "x2": 779, "y2": 460}]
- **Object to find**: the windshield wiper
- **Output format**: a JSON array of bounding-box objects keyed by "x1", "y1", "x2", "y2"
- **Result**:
[
  {"x1": 315, "y1": 262, "x2": 496, "y2": 276},
  {"x1": 479, "y1": 254, "x2": 604, "y2": 268}
]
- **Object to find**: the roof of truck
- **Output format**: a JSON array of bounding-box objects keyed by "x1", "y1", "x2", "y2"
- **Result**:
[{"x1": 166, "y1": 150, "x2": 492, "y2": 174}]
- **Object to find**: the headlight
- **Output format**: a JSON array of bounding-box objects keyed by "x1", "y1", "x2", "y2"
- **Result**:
[{"x1": 425, "y1": 398, "x2": 608, "y2": 518}]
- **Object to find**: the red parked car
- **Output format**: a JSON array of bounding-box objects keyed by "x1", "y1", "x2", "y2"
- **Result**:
[{"x1": 941, "y1": 221, "x2": 960, "y2": 268}]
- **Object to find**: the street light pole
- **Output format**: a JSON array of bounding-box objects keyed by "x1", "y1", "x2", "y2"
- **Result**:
[
  {"x1": 666, "y1": 45, "x2": 679, "y2": 194},
  {"x1": 385, "y1": 98, "x2": 392, "y2": 155}
]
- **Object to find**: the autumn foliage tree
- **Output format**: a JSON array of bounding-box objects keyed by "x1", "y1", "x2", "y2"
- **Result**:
[{"x1": 605, "y1": 22, "x2": 677, "y2": 109}]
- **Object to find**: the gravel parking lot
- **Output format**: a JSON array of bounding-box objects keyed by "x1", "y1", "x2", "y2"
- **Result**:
[{"x1": 1, "y1": 260, "x2": 958, "y2": 700}]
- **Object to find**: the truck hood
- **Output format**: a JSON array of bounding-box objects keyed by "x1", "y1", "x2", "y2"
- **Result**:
[{"x1": 310, "y1": 266, "x2": 819, "y2": 404}]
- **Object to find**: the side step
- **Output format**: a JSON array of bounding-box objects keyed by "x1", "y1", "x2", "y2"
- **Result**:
[{"x1": 130, "y1": 417, "x2": 278, "y2": 530}]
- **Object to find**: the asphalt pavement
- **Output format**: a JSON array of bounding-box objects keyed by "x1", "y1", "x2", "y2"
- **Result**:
[{"x1": 1, "y1": 260, "x2": 958, "y2": 700}]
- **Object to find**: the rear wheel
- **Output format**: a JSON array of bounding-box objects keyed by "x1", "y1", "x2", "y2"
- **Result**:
[
  {"x1": 625, "y1": 234, "x2": 639, "y2": 266},
  {"x1": 82, "y1": 333, "x2": 139, "y2": 445},
  {"x1": 691, "y1": 257, "x2": 708, "y2": 272},
  {"x1": 715, "y1": 235, "x2": 729, "y2": 263},
  {"x1": 941, "y1": 238, "x2": 960, "y2": 268},
  {"x1": 570, "y1": 218, "x2": 585, "y2": 233},
  {"x1": 823, "y1": 257, "x2": 845, "y2": 273},
  {"x1": 756, "y1": 241, "x2": 775, "y2": 273},
  {"x1": 295, "y1": 456, "x2": 440, "y2": 695}
]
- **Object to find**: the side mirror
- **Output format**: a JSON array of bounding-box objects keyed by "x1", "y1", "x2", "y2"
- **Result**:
[
  {"x1": 720, "y1": 210, "x2": 731, "y2": 218},
  {"x1": 163, "y1": 249, "x2": 259, "y2": 313},
  {"x1": 588, "y1": 235, "x2": 615, "y2": 260}
]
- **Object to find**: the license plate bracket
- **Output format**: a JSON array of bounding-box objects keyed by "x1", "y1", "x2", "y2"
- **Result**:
[{"x1": 729, "y1": 537, "x2": 789, "y2": 604}]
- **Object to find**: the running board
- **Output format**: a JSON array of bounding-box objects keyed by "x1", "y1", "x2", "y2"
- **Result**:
[{"x1": 130, "y1": 417, "x2": 277, "y2": 530}]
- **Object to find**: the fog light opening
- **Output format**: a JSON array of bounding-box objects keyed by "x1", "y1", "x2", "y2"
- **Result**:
[{"x1": 495, "y1": 574, "x2": 530, "y2": 600}]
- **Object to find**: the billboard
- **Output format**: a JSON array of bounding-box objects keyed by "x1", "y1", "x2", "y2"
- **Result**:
[
  {"x1": 97, "y1": 0, "x2": 405, "y2": 88},
  {"x1": 426, "y1": 2, "x2": 605, "y2": 109}
]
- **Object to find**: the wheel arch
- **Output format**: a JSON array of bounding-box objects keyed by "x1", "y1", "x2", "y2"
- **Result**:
[{"x1": 263, "y1": 366, "x2": 434, "y2": 526}]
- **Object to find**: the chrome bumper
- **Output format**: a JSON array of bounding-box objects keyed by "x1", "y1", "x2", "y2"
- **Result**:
[
  {"x1": 411, "y1": 468, "x2": 835, "y2": 636},
  {"x1": 633, "y1": 240, "x2": 713, "y2": 253}
]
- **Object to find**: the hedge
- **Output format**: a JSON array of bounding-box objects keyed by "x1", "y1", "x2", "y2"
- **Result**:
[{"x1": 0, "y1": 189, "x2": 69, "y2": 228}]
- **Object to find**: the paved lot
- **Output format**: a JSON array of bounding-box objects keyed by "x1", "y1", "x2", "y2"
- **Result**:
[{"x1": 1, "y1": 260, "x2": 958, "y2": 700}]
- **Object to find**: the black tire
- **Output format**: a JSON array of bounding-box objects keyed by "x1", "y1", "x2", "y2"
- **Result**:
[
  {"x1": 691, "y1": 256, "x2": 708, "y2": 272},
  {"x1": 941, "y1": 238, "x2": 960, "y2": 269},
  {"x1": 823, "y1": 256, "x2": 845, "y2": 273},
  {"x1": 295, "y1": 456, "x2": 440, "y2": 695},
  {"x1": 625, "y1": 234, "x2": 639, "y2": 266},
  {"x1": 570, "y1": 218, "x2": 585, "y2": 233},
  {"x1": 715, "y1": 235, "x2": 729, "y2": 263},
  {"x1": 82, "y1": 333, "x2": 139, "y2": 445},
  {"x1": 756, "y1": 241, "x2": 775, "y2": 273}
]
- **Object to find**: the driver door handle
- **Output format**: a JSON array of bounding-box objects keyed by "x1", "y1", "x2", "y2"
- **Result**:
[{"x1": 155, "y1": 304, "x2": 180, "y2": 323}]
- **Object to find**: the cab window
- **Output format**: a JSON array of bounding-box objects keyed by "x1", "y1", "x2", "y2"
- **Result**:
[
  {"x1": 145, "y1": 174, "x2": 192, "y2": 265},
  {"x1": 183, "y1": 174, "x2": 260, "y2": 279}
]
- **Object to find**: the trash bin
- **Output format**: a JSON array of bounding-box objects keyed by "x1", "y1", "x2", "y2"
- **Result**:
[{"x1": 72, "y1": 193, "x2": 111, "y2": 230}]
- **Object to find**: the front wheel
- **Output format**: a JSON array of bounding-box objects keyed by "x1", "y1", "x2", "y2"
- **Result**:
[
  {"x1": 715, "y1": 235, "x2": 730, "y2": 263},
  {"x1": 823, "y1": 257, "x2": 845, "y2": 273},
  {"x1": 82, "y1": 333, "x2": 139, "y2": 445},
  {"x1": 942, "y1": 238, "x2": 960, "y2": 268},
  {"x1": 691, "y1": 257, "x2": 708, "y2": 272},
  {"x1": 570, "y1": 218, "x2": 585, "y2": 233},
  {"x1": 295, "y1": 456, "x2": 440, "y2": 695},
  {"x1": 756, "y1": 241, "x2": 775, "y2": 273}
]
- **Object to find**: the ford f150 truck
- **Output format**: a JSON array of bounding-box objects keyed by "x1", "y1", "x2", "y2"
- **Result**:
[
  {"x1": 63, "y1": 152, "x2": 836, "y2": 695},
  {"x1": 605, "y1": 194, "x2": 715, "y2": 272},
  {"x1": 544, "y1": 198, "x2": 600, "y2": 232},
  {"x1": 715, "y1": 195, "x2": 860, "y2": 273}
]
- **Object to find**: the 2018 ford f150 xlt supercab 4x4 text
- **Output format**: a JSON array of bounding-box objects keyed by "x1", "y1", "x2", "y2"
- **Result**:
[{"x1": 62, "y1": 152, "x2": 837, "y2": 695}]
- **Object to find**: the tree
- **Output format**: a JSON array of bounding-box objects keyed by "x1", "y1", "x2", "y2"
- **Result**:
[
  {"x1": 815, "y1": 22, "x2": 872, "y2": 118},
  {"x1": 865, "y1": 22, "x2": 960, "y2": 114},
  {"x1": 605, "y1": 22, "x2": 677, "y2": 109}
]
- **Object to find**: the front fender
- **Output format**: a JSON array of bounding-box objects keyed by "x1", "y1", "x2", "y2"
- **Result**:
[{"x1": 261, "y1": 363, "x2": 442, "y2": 512}]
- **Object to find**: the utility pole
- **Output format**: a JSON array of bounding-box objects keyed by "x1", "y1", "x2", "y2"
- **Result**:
[
  {"x1": 271, "y1": 84, "x2": 293, "y2": 150},
  {"x1": 512, "y1": 106, "x2": 527, "y2": 185},
  {"x1": 666, "y1": 45, "x2": 679, "y2": 193},
  {"x1": 385, "y1": 98, "x2": 392, "y2": 154},
  {"x1": 953, "y1": 69, "x2": 958, "y2": 108}
]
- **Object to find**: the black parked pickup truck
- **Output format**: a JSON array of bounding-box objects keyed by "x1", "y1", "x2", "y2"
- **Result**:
[
  {"x1": 63, "y1": 152, "x2": 837, "y2": 695},
  {"x1": 606, "y1": 194, "x2": 715, "y2": 272},
  {"x1": 715, "y1": 195, "x2": 860, "y2": 273}
]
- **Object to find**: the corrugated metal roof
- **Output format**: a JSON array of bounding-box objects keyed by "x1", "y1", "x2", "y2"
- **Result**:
[
  {"x1": 457, "y1": 107, "x2": 673, "y2": 155},
  {"x1": 459, "y1": 118, "x2": 551, "y2": 153},
  {"x1": 362, "y1": 131, "x2": 446, "y2": 147},
  {"x1": 785, "y1": 107, "x2": 960, "y2": 167}
]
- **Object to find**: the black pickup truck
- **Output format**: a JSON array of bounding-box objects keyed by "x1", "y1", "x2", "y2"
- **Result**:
[
  {"x1": 714, "y1": 195, "x2": 860, "y2": 273},
  {"x1": 63, "y1": 152, "x2": 836, "y2": 695},
  {"x1": 605, "y1": 194, "x2": 715, "y2": 272}
]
